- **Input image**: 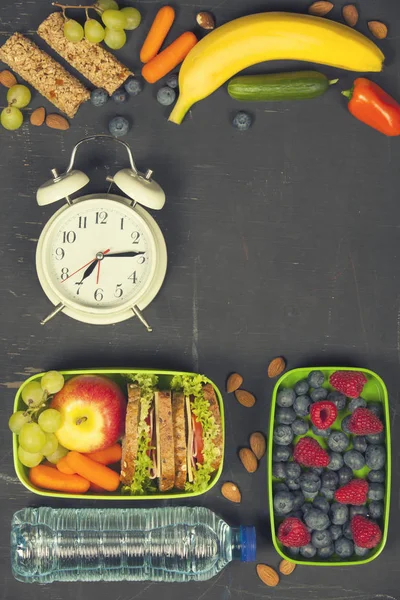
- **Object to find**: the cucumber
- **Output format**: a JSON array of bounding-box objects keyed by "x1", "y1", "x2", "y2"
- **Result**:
[{"x1": 227, "y1": 71, "x2": 338, "y2": 102}]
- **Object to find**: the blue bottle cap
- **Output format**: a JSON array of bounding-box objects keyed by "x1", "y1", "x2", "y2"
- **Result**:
[{"x1": 239, "y1": 526, "x2": 256, "y2": 562}]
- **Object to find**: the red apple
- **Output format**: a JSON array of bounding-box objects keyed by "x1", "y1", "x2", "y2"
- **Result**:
[{"x1": 51, "y1": 375, "x2": 126, "y2": 453}]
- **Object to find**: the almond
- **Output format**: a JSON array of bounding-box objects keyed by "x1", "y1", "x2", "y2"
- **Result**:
[
  {"x1": 196, "y1": 11, "x2": 215, "y2": 30},
  {"x1": 221, "y1": 482, "x2": 241, "y2": 503},
  {"x1": 368, "y1": 20, "x2": 388, "y2": 39},
  {"x1": 30, "y1": 107, "x2": 46, "y2": 127},
  {"x1": 46, "y1": 114, "x2": 70, "y2": 130},
  {"x1": 342, "y1": 4, "x2": 358, "y2": 27},
  {"x1": 0, "y1": 70, "x2": 17, "y2": 88},
  {"x1": 234, "y1": 389, "x2": 256, "y2": 407},
  {"x1": 250, "y1": 432, "x2": 266, "y2": 460},
  {"x1": 279, "y1": 559, "x2": 296, "y2": 575},
  {"x1": 268, "y1": 357, "x2": 286, "y2": 378},
  {"x1": 308, "y1": 1, "x2": 334, "y2": 16},
  {"x1": 239, "y1": 448, "x2": 258, "y2": 473},
  {"x1": 256, "y1": 564, "x2": 280, "y2": 587},
  {"x1": 226, "y1": 372, "x2": 243, "y2": 393}
]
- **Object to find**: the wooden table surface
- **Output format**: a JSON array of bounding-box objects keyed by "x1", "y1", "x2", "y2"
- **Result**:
[{"x1": 1, "y1": 0, "x2": 399, "y2": 598}]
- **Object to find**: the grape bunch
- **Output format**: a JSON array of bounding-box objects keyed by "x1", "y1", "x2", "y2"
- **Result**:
[
  {"x1": 0, "y1": 84, "x2": 31, "y2": 131},
  {"x1": 62, "y1": 0, "x2": 141, "y2": 50},
  {"x1": 9, "y1": 371, "x2": 68, "y2": 468}
]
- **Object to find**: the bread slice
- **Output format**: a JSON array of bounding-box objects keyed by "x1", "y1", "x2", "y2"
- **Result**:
[
  {"x1": 120, "y1": 383, "x2": 140, "y2": 485},
  {"x1": 202, "y1": 383, "x2": 223, "y2": 471},
  {"x1": 172, "y1": 391, "x2": 187, "y2": 490},
  {"x1": 155, "y1": 391, "x2": 175, "y2": 492}
]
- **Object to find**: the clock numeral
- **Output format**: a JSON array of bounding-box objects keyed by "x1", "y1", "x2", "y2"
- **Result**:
[
  {"x1": 78, "y1": 216, "x2": 87, "y2": 229},
  {"x1": 55, "y1": 247, "x2": 65, "y2": 260},
  {"x1": 62, "y1": 231, "x2": 76, "y2": 244},
  {"x1": 60, "y1": 267, "x2": 69, "y2": 280},
  {"x1": 114, "y1": 283, "x2": 123, "y2": 298},
  {"x1": 94, "y1": 288, "x2": 104, "y2": 301},
  {"x1": 131, "y1": 231, "x2": 140, "y2": 244},
  {"x1": 120, "y1": 218, "x2": 124, "y2": 230},
  {"x1": 137, "y1": 255, "x2": 146, "y2": 264},
  {"x1": 95, "y1": 211, "x2": 108, "y2": 225},
  {"x1": 128, "y1": 271, "x2": 137, "y2": 284},
  {"x1": 75, "y1": 281, "x2": 83, "y2": 296}
]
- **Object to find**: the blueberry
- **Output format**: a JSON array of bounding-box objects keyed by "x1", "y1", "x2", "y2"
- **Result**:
[
  {"x1": 311, "y1": 467, "x2": 324, "y2": 476},
  {"x1": 292, "y1": 490, "x2": 305, "y2": 511},
  {"x1": 312, "y1": 529, "x2": 332, "y2": 548},
  {"x1": 367, "y1": 402, "x2": 382, "y2": 417},
  {"x1": 274, "y1": 491, "x2": 294, "y2": 515},
  {"x1": 112, "y1": 87, "x2": 128, "y2": 103},
  {"x1": 330, "y1": 503, "x2": 348, "y2": 525},
  {"x1": 312, "y1": 425, "x2": 331, "y2": 438},
  {"x1": 368, "y1": 501, "x2": 384, "y2": 519},
  {"x1": 304, "y1": 508, "x2": 330, "y2": 531},
  {"x1": 317, "y1": 543, "x2": 334, "y2": 558},
  {"x1": 342, "y1": 522, "x2": 353, "y2": 540},
  {"x1": 286, "y1": 478, "x2": 301, "y2": 491},
  {"x1": 291, "y1": 418, "x2": 309, "y2": 435},
  {"x1": 321, "y1": 471, "x2": 339, "y2": 489},
  {"x1": 294, "y1": 395, "x2": 312, "y2": 416},
  {"x1": 277, "y1": 388, "x2": 296, "y2": 407},
  {"x1": 302, "y1": 503, "x2": 312, "y2": 516},
  {"x1": 320, "y1": 487, "x2": 335, "y2": 500},
  {"x1": 354, "y1": 545, "x2": 370, "y2": 557},
  {"x1": 285, "y1": 462, "x2": 301, "y2": 479},
  {"x1": 335, "y1": 537, "x2": 354, "y2": 558},
  {"x1": 300, "y1": 543, "x2": 317, "y2": 558},
  {"x1": 109, "y1": 116, "x2": 129, "y2": 137},
  {"x1": 312, "y1": 496, "x2": 330, "y2": 513},
  {"x1": 328, "y1": 391, "x2": 347, "y2": 411},
  {"x1": 288, "y1": 546, "x2": 300, "y2": 557},
  {"x1": 368, "y1": 482, "x2": 384, "y2": 501},
  {"x1": 350, "y1": 506, "x2": 369, "y2": 519},
  {"x1": 276, "y1": 407, "x2": 296, "y2": 425},
  {"x1": 353, "y1": 436, "x2": 368, "y2": 453},
  {"x1": 328, "y1": 431, "x2": 349, "y2": 453},
  {"x1": 348, "y1": 397, "x2": 367, "y2": 412},
  {"x1": 303, "y1": 490, "x2": 319, "y2": 501},
  {"x1": 165, "y1": 73, "x2": 178, "y2": 89},
  {"x1": 341, "y1": 415, "x2": 352, "y2": 434},
  {"x1": 344, "y1": 449, "x2": 365, "y2": 470},
  {"x1": 90, "y1": 87, "x2": 108, "y2": 107},
  {"x1": 273, "y1": 446, "x2": 292, "y2": 462},
  {"x1": 124, "y1": 77, "x2": 143, "y2": 96},
  {"x1": 274, "y1": 482, "x2": 289, "y2": 493},
  {"x1": 338, "y1": 466, "x2": 353, "y2": 486},
  {"x1": 232, "y1": 111, "x2": 252, "y2": 131},
  {"x1": 328, "y1": 452, "x2": 344, "y2": 471},
  {"x1": 300, "y1": 472, "x2": 321, "y2": 494},
  {"x1": 365, "y1": 445, "x2": 386, "y2": 470},
  {"x1": 308, "y1": 370, "x2": 325, "y2": 388},
  {"x1": 289, "y1": 510, "x2": 304, "y2": 520},
  {"x1": 273, "y1": 425, "x2": 294, "y2": 446},
  {"x1": 367, "y1": 469, "x2": 385, "y2": 483},
  {"x1": 310, "y1": 387, "x2": 328, "y2": 402},
  {"x1": 294, "y1": 379, "x2": 309, "y2": 395},
  {"x1": 272, "y1": 462, "x2": 287, "y2": 479},
  {"x1": 329, "y1": 525, "x2": 342, "y2": 541},
  {"x1": 157, "y1": 86, "x2": 176, "y2": 106},
  {"x1": 366, "y1": 432, "x2": 385, "y2": 444}
]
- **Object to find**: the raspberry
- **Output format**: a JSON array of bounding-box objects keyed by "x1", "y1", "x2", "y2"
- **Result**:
[
  {"x1": 329, "y1": 371, "x2": 367, "y2": 398},
  {"x1": 293, "y1": 437, "x2": 330, "y2": 468},
  {"x1": 334, "y1": 479, "x2": 368, "y2": 505},
  {"x1": 277, "y1": 517, "x2": 311, "y2": 547},
  {"x1": 351, "y1": 515, "x2": 382, "y2": 549},
  {"x1": 348, "y1": 408, "x2": 384, "y2": 435},
  {"x1": 310, "y1": 401, "x2": 338, "y2": 430}
]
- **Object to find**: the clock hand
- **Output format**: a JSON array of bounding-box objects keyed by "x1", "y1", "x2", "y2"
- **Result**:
[
  {"x1": 104, "y1": 251, "x2": 146, "y2": 258},
  {"x1": 61, "y1": 248, "x2": 111, "y2": 284},
  {"x1": 77, "y1": 259, "x2": 99, "y2": 285}
]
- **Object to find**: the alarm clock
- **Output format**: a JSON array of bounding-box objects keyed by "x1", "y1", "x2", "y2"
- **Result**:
[{"x1": 36, "y1": 135, "x2": 167, "y2": 331}]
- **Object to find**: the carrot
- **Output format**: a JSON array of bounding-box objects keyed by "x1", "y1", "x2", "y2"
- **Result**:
[
  {"x1": 85, "y1": 443, "x2": 122, "y2": 465},
  {"x1": 56, "y1": 456, "x2": 75, "y2": 475},
  {"x1": 66, "y1": 451, "x2": 120, "y2": 492},
  {"x1": 142, "y1": 32, "x2": 198, "y2": 84},
  {"x1": 140, "y1": 6, "x2": 175, "y2": 64},
  {"x1": 89, "y1": 482, "x2": 106, "y2": 492},
  {"x1": 29, "y1": 465, "x2": 90, "y2": 494}
]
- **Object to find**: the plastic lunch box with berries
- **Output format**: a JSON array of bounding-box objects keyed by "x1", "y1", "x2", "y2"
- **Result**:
[{"x1": 268, "y1": 367, "x2": 391, "y2": 566}]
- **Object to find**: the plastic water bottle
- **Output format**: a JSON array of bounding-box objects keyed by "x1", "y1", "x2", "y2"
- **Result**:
[{"x1": 11, "y1": 506, "x2": 256, "y2": 583}]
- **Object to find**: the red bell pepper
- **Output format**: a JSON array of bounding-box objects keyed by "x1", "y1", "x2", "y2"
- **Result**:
[{"x1": 342, "y1": 78, "x2": 400, "y2": 136}]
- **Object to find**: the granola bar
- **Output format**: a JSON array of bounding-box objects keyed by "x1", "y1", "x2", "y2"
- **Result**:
[
  {"x1": 38, "y1": 12, "x2": 132, "y2": 95},
  {"x1": 0, "y1": 33, "x2": 89, "y2": 118}
]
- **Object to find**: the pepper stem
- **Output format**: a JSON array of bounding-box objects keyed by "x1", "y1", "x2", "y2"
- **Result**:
[
  {"x1": 341, "y1": 88, "x2": 353, "y2": 100},
  {"x1": 329, "y1": 78, "x2": 339, "y2": 86}
]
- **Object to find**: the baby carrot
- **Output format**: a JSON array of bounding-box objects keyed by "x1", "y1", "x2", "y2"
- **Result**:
[
  {"x1": 85, "y1": 443, "x2": 122, "y2": 465},
  {"x1": 142, "y1": 32, "x2": 197, "y2": 84},
  {"x1": 66, "y1": 451, "x2": 120, "y2": 492},
  {"x1": 140, "y1": 6, "x2": 175, "y2": 64},
  {"x1": 56, "y1": 456, "x2": 75, "y2": 475},
  {"x1": 29, "y1": 465, "x2": 90, "y2": 494},
  {"x1": 89, "y1": 482, "x2": 106, "y2": 492}
]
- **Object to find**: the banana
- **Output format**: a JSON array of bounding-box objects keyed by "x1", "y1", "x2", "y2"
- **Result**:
[{"x1": 169, "y1": 12, "x2": 384, "y2": 124}]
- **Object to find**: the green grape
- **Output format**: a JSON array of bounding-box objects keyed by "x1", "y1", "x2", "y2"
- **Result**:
[
  {"x1": 19, "y1": 422, "x2": 46, "y2": 453},
  {"x1": 104, "y1": 27, "x2": 126, "y2": 49},
  {"x1": 41, "y1": 370, "x2": 64, "y2": 395},
  {"x1": 1, "y1": 107, "x2": 23, "y2": 131},
  {"x1": 102, "y1": 9, "x2": 126, "y2": 30},
  {"x1": 120, "y1": 7, "x2": 141, "y2": 30},
  {"x1": 18, "y1": 446, "x2": 43, "y2": 468},
  {"x1": 96, "y1": 0, "x2": 119, "y2": 10},
  {"x1": 8, "y1": 411, "x2": 31, "y2": 434},
  {"x1": 46, "y1": 444, "x2": 68, "y2": 464},
  {"x1": 41, "y1": 433, "x2": 59, "y2": 457},
  {"x1": 38, "y1": 409, "x2": 62, "y2": 433},
  {"x1": 64, "y1": 19, "x2": 84, "y2": 42},
  {"x1": 21, "y1": 381, "x2": 45, "y2": 408},
  {"x1": 84, "y1": 19, "x2": 106, "y2": 43},
  {"x1": 7, "y1": 85, "x2": 31, "y2": 108}
]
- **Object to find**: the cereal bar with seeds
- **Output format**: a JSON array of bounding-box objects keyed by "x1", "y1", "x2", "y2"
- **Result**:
[
  {"x1": 38, "y1": 12, "x2": 132, "y2": 95},
  {"x1": 0, "y1": 33, "x2": 89, "y2": 118}
]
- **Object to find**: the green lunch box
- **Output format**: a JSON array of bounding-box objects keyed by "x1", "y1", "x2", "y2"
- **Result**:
[
  {"x1": 13, "y1": 368, "x2": 225, "y2": 500},
  {"x1": 268, "y1": 366, "x2": 391, "y2": 566}
]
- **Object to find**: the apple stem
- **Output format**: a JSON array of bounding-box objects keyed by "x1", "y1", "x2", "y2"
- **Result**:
[{"x1": 75, "y1": 416, "x2": 88, "y2": 425}]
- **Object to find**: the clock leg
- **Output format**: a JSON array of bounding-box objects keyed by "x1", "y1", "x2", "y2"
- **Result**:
[
  {"x1": 131, "y1": 305, "x2": 153, "y2": 332},
  {"x1": 40, "y1": 302, "x2": 65, "y2": 325}
]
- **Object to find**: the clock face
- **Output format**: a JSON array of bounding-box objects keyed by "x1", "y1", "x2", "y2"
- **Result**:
[{"x1": 40, "y1": 198, "x2": 157, "y2": 314}]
